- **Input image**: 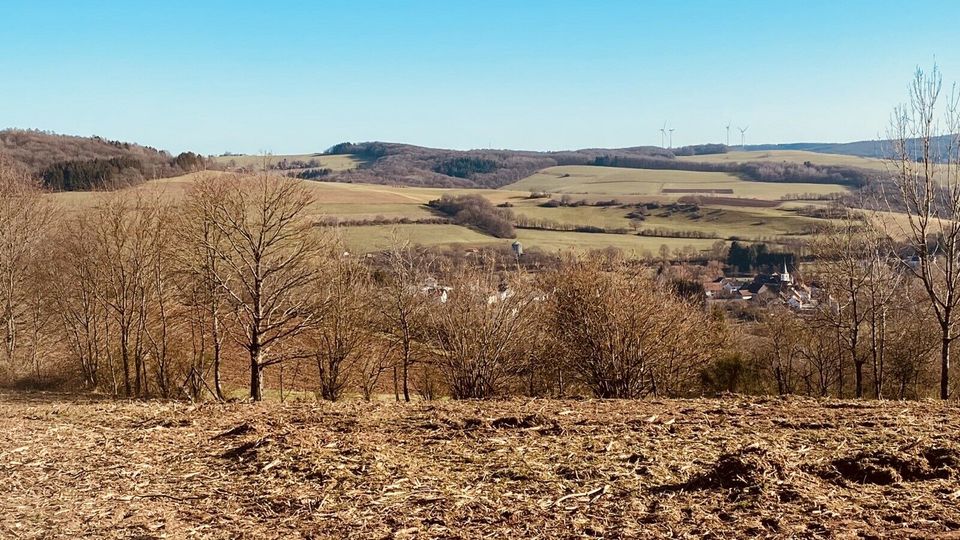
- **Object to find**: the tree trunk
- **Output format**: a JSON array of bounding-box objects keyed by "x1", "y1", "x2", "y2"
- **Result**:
[
  {"x1": 213, "y1": 351, "x2": 224, "y2": 401},
  {"x1": 392, "y1": 365, "x2": 399, "y2": 402},
  {"x1": 121, "y1": 341, "x2": 131, "y2": 397},
  {"x1": 940, "y1": 332, "x2": 951, "y2": 400},
  {"x1": 871, "y1": 310, "x2": 880, "y2": 399},
  {"x1": 854, "y1": 360, "x2": 864, "y2": 399},
  {"x1": 835, "y1": 326, "x2": 844, "y2": 399},
  {"x1": 402, "y1": 354, "x2": 411, "y2": 402},
  {"x1": 878, "y1": 310, "x2": 886, "y2": 398},
  {"x1": 250, "y1": 346, "x2": 264, "y2": 401},
  {"x1": 212, "y1": 316, "x2": 224, "y2": 401}
]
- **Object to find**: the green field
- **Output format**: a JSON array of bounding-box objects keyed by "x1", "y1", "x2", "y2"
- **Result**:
[
  {"x1": 513, "y1": 229, "x2": 720, "y2": 256},
  {"x1": 503, "y1": 165, "x2": 850, "y2": 199},
  {"x1": 335, "y1": 223, "x2": 722, "y2": 257},
  {"x1": 514, "y1": 205, "x2": 634, "y2": 229},
  {"x1": 678, "y1": 150, "x2": 889, "y2": 170},
  {"x1": 639, "y1": 205, "x2": 827, "y2": 239},
  {"x1": 513, "y1": 203, "x2": 831, "y2": 242},
  {"x1": 336, "y1": 224, "x2": 503, "y2": 251}
]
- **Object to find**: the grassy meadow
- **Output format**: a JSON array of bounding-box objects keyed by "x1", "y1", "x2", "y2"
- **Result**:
[
  {"x1": 678, "y1": 149, "x2": 890, "y2": 170},
  {"x1": 503, "y1": 164, "x2": 851, "y2": 199}
]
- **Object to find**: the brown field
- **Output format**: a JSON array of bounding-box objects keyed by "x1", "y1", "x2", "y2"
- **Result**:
[
  {"x1": 3, "y1": 393, "x2": 960, "y2": 539},
  {"x1": 661, "y1": 188, "x2": 735, "y2": 194},
  {"x1": 682, "y1": 196, "x2": 782, "y2": 208}
]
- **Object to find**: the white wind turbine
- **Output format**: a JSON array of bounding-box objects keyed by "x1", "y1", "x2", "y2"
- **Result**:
[{"x1": 738, "y1": 126, "x2": 749, "y2": 149}]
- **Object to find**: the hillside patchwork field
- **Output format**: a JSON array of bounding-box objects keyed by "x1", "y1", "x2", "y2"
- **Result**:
[
  {"x1": 503, "y1": 165, "x2": 851, "y2": 199},
  {"x1": 46, "y1": 162, "x2": 852, "y2": 257},
  {"x1": 46, "y1": 146, "x2": 880, "y2": 258},
  {"x1": 3, "y1": 393, "x2": 959, "y2": 539},
  {"x1": 678, "y1": 149, "x2": 890, "y2": 170}
]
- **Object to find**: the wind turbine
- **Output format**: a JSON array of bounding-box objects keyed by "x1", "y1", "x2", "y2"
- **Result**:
[
  {"x1": 659, "y1": 122, "x2": 667, "y2": 148},
  {"x1": 668, "y1": 127, "x2": 675, "y2": 149},
  {"x1": 725, "y1": 122, "x2": 731, "y2": 146},
  {"x1": 738, "y1": 126, "x2": 749, "y2": 149}
]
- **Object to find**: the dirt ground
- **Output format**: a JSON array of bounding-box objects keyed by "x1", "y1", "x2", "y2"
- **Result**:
[{"x1": 2, "y1": 393, "x2": 960, "y2": 539}]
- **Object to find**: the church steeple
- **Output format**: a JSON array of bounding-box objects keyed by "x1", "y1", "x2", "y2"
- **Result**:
[{"x1": 781, "y1": 261, "x2": 792, "y2": 284}]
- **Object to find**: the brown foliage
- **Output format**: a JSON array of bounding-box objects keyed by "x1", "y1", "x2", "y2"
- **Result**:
[{"x1": 544, "y1": 258, "x2": 724, "y2": 398}]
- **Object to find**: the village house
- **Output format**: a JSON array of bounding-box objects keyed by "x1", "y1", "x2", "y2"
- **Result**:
[{"x1": 420, "y1": 277, "x2": 453, "y2": 303}]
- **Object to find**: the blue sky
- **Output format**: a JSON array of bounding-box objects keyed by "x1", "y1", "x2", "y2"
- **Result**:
[{"x1": 0, "y1": 1, "x2": 956, "y2": 154}]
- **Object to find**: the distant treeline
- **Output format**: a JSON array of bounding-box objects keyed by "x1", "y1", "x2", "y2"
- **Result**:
[
  {"x1": 316, "y1": 216, "x2": 451, "y2": 227},
  {"x1": 326, "y1": 142, "x2": 390, "y2": 159},
  {"x1": 42, "y1": 156, "x2": 146, "y2": 191},
  {"x1": 272, "y1": 158, "x2": 326, "y2": 170},
  {"x1": 290, "y1": 168, "x2": 333, "y2": 180},
  {"x1": 41, "y1": 151, "x2": 208, "y2": 191},
  {"x1": 669, "y1": 144, "x2": 729, "y2": 156},
  {"x1": 433, "y1": 157, "x2": 498, "y2": 178},
  {"x1": 726, "y1": 241, "x2": 796, "y2": 272},
  {"x1": 513, "y1": 215, "x2": 631, "y2": 235}
]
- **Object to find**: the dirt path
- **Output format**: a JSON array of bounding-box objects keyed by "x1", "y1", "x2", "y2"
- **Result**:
[{"x1": 1, "y1": 393, "x2": 959, "y2": 539}]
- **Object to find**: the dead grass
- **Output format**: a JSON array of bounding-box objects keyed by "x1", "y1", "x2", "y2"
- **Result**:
[{"x1": 2, "y1": 394, "x2": 960, "y2": 538}]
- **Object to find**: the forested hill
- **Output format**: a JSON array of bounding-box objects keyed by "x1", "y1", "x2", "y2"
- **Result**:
[
  {"x1": 311, "y1": 141, "x2": 876, "y2": 189},
  {"x1": 315, "y1": 141, "x2": 689, "y2": 188},
  {"x1": 1, "y1": 129, "x2": 886, "y2": 192},
  {"x1": 0, "y1": 129, "x2": 208, "y2": 190}
]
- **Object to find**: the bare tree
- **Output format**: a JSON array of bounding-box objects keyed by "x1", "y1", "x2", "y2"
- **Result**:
[
  {"x1": 310, "y1": 248, "x2": 373, "y2": 401},
  {"x1": 753, "y1": 307, "x2": 803, "y2": 395},
  {"x1": 91, "y1": 193, "x2": 163, "y2": 397},
  {"x1": 378, "y1": 239, "x2": 430, "y2": 402},
  {"x1": 811, "y1": 216, "x2": 876, "y2": 398},
  {"x1": 139, "y1": 197, "x2": 180, "y2": 398},
  {"x1": 50, "y1": 212, "x2": 111, "y2": 391},
  {"x1": 355, "y1": 340, "x2": 396, "y2": 401},
  {"x1": 885, "y1": 291, "x2": 940, "y2": 398},
  {"x1": 797, "y1": 317, "x2": 841, "y2": 397},
  {"x1": 188, "y1": 172, "x2": 322, "y2": 401},
  {"x1": 0, "y1": 155, "x2": 56, "y2": 376},
  {"x1": 545, "y1": 257, "x2": 722, "y2": 398},
  {"x1": 179, "y1": 174, "x2": 232, "y2": 400},
  {"x1": 427, "y1": 259, "x2": 538, "y2": 399},
  {"x1": 883, "y1": 65, "x2": 960, "y2": 399}
]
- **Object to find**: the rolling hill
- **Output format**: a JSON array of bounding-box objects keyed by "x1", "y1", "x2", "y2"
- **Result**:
[
  {"x1": 0, "y1": 130, "x2": 887, "y2": 260},
  {"x1": 745, "y1": 134, "x2": 957, "y2": 160},
  {"x1": 0, "y1": 129, "x2": 208, "y2": 190}
]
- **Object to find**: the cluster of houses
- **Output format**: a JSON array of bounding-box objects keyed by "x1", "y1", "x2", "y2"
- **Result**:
[
  {"x1": 704, "y1": 263, "x2": 819, "y2": 311},
  {"x1": 421, "y1": 261, "x2": 822, "y2": 311}
]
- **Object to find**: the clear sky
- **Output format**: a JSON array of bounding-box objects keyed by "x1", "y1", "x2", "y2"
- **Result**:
[{"x1": 1, "y1": 0, "x2": 957, "y2": 155}]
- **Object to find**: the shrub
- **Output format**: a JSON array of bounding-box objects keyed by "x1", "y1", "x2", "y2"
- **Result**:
[
  {"x1": 427, "y1": 194, "x2": 516, "y2": 238},
  {"x1": 544, "y1": 259, "x2": 724, "y2": 398}
]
